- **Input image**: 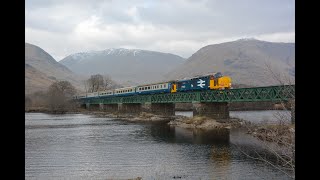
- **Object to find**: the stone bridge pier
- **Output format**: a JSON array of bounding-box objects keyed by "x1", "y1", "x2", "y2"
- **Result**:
[
  {"x1": 85, "y1": 103, "x2": 90, "y2": 109},
  {"x1": 118, "y1": 103, "x2": 142, "y2": 114},
  {"x1": 141, "y1": 103, "x2": 175, "y2": 116},
  {"x1": 89, "y1": 104, "x2": 100, "y2": 110},
  {"x1": 192, "y1": 102, "x2": 229, "y2": 121},
  {"x1": 150, "y1": 103, "x2": 175, "y2": 116},
  {"x1": 104, "y1": 104, "x2": 118, "y2": 113}
]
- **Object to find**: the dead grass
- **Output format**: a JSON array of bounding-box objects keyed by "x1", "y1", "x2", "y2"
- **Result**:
[
  {"x1": 139, "y1": 112, "x2": 155, "y2": 118},
  {"x1": 185, "y1": 116, "x2": 207, "y2": 125}
]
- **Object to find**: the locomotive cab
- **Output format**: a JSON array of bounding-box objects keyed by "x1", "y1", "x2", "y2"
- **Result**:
[
  {"x1": 209, "y1": 74, "x2": 232, "y2": 90},
  {"x1": 171, "y1": 83, "x2": 177, "y2": 93}
]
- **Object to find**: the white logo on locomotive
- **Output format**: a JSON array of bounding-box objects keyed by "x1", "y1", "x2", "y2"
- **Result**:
[{"x1": 197, "y1": 79, "x2": 205, "y2": 88}]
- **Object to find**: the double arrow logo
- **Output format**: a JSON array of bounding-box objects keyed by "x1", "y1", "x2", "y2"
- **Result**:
[{"x1": 197, "y1": 79, "x2": 205, "y2": 88}]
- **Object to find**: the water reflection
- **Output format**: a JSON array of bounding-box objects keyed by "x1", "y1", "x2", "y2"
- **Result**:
[
  {"x1": 146, "y1": 122, "x2": 230, "y2": 144},
  {"x1": 209, "y1": 144, "x2": 231, "y2": 179},
  {"x1": 26, "y1": 113, "x2": 292, "y2": 179}
]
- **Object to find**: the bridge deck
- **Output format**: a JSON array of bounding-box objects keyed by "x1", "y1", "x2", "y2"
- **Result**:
[{"x1": 79, "y1": 85, "x2": 295, "y2": 104}]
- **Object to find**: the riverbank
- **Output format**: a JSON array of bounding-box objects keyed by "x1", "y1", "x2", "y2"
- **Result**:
[{"x1": 25, "y1": 107, "x2": 294, "y2": 143}]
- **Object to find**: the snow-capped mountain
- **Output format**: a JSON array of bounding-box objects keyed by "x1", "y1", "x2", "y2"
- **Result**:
[{"x1": 60, "y1": 48, "x2": 185, "y2": 85}]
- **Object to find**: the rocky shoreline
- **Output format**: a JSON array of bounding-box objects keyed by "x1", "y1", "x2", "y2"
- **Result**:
[
  {"x1": 25, "y1": 108, "x2": 294, "y2": 144},
  {"x1": 26, "y1": 108, "x2": 247, "y2": 130}
]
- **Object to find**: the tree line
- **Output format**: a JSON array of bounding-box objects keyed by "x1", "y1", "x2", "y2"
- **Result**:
[{"x1": 25, "y1": 74, "x2": 121, "y2": 113}]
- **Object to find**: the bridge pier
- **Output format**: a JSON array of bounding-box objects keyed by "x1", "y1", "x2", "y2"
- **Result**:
[
  {"x1": 89, "y1": 104, "x2": 100, "y2": 110},
  {"x1": 118, "y1": 103, "x2": 142, "y2": 114},
  {"x1": 151, "y1": 103, "x2": 175, "y2": 116},
  {"x1": 192, "y1": 102, "x2": 229, "y2": 121},
  {"x1": 80, "y1": 103, "x2": 86, "y2": 109},
  {"x1": 104, "y1": 104, "x2": 118, "y2": 113},
  {"x1": 141, "y1": 102, "x2": 152, "y2": 113},
  {"x1": 99, "y1": 103, "x2": 104, "y2": 110}
]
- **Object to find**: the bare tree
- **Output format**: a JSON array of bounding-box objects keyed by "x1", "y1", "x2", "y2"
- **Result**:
[
  {"x1": 86, "y1": 74, "x2": 122, "y2": 92},
  {"x1": 87, "y1": 74, "x2": 104, "y2": 92},
  {"x1": 83, "y1": 79, "x2": 89, "y2": 94},
  {"x1": 103, "y1": 74, "x2": 122, "y2": 90},
  {"x1": 103, "y1": 75, "x2": 112, "y2": 90},
  {"x1": 235, "y1": 61, "x2": 295, "y2": 178},
  {"x1": 47, "y1": 81, "x2": 77, "y2": 113}
]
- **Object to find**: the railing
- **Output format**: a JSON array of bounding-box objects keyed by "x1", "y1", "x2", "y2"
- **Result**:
[{"x1": 78, "y1": 85, "x2": 295, "y2": 104}]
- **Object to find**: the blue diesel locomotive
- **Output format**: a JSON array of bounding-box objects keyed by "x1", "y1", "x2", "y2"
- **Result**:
[{"x1": 74, "y1": 72, "x2": 232, "y2": 99}]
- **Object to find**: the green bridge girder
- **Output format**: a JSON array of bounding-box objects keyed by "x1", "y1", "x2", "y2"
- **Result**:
[{"x1": 79, "y1": 85, "x2": 295, "y2": 105}]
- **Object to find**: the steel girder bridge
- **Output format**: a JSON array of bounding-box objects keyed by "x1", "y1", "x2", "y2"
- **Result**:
[{"x1": 78, "y1": 85, "x2": 295, "y2": 105}]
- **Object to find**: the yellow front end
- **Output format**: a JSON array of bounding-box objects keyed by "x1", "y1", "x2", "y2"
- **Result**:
[
  {"x1": 210, "y1": 76, "x2": 232, "y2": 90},
  {"x1": 171, "y1": 84, "x2": 177, "y2": 93}
]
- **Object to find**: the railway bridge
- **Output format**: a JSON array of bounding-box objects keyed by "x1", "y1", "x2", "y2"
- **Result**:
[{"x1": 76, "y1": 85, "x2": 295, "y2": 122}]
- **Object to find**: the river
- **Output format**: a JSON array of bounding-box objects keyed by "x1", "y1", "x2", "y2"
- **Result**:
[{"x1": 25, "y1": 111, "x2": 292, "y2": 179}]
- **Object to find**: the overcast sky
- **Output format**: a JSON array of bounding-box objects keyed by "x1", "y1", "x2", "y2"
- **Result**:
[{"x1": 25, "y1": 0, "x2": 295, "y2": 61}]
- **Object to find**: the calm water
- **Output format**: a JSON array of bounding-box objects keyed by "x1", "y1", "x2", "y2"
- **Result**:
[{"x1": 25, "y1": 111, "x2": 292, "y2": 179}]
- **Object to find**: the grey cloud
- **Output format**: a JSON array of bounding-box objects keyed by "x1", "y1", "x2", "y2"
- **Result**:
[{"x1": 25, "y1": 0, "x2": 294, "y2": 60}]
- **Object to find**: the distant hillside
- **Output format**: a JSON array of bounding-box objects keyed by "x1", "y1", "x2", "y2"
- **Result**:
[
  {"x1": 60, "y1": 48, "x2": 185, "y2": 85},
  {"x1": 165, "y1": 39, "x2": 295, "y2": 86},
  {"x1": 25, "y1": 43, "x2": 84, "y2": 94},
  {"x1": 25, "y1": 64, "x2": 56, "y2": 94}
]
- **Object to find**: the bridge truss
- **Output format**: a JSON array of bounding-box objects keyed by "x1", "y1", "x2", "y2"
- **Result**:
[{"x1": 79, "y1": 85, "x2": 295, "y2": 104}]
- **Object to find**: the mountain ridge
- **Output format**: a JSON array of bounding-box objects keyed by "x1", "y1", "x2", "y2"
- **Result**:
[
  {"x1": 165, "y1": 39, "x2": 294, "y2": 86},
  {"x1": 60, "y1": 48, "x2": 186, "y2": 85},
  {"x1": 25, "y1": 43, "x2": 84, "y2": 94}
]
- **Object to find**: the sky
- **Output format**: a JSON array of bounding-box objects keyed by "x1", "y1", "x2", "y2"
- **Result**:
[{"x1": 25, "y1": 0, "x2": 295, "y2": 61}]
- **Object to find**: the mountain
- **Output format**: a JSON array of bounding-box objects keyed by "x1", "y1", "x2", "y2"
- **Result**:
[
  {"x1": 165, "y1": 39, "x2": 295, "y2": 86},
  {"x1": 25, "y1": 43, "x2": 84, "y2": 94},
  {"x1": 60, "y1": 48, "x2": 185, "y2": 85},
  {"x1": 25, "y1": 63, "x2": 56, "y2": 94}
]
